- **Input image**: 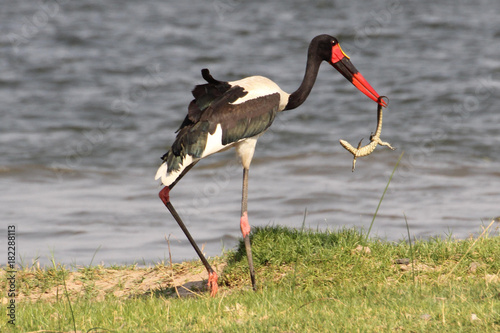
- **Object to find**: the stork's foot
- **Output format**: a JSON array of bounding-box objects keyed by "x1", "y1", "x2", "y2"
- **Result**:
[{"x1": 208, "y1": 271, "x2": 219, "y2": 297}]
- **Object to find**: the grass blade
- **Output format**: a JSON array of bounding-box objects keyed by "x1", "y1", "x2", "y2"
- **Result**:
[
  {"x1": 366, "y1": 151, "x2": 404, "y2": 241},
  {"x1": 404, "y1": 212, "x2": 415, "y2": 283}
]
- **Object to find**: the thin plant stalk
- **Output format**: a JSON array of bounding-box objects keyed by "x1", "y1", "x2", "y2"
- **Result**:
[
  {"x1": 366, "y1": 151, "x2": 404, "y2": 241},
  {"x1": 61, "y1": 269, "x2": 77, "y2": 333},
  {"x1": 404, "y1": 212, "x2": 415, "y2": 284},
  {"x1": 447, "y1": 218, "x2": 496, "y2": 275},
  {"x1": 89, "y1": 245, "x2": 102, "y2": 267}
]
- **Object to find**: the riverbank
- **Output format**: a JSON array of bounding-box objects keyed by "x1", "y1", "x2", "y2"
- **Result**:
[{"x1": 1, "y1": 225, "x2": 499, "y2": 332}]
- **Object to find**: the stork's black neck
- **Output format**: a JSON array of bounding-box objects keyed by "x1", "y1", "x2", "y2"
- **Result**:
[{"x1": 284, "y1": 47, "x2": 323, "y2": 111}]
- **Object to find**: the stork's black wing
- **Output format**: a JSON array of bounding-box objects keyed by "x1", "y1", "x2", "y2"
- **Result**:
[{"x1": 164, "y1": 70, "x2": 280, "y2": 173}]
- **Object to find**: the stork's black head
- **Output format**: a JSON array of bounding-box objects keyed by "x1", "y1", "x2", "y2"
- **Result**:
[{"x1": 310, "y1": 34, "x2": 386, "y2": 107}]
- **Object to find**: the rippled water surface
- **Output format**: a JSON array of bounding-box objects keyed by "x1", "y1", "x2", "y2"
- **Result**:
[{"x1": 1, "y1": 0, "x2": 499, "y2": 265}]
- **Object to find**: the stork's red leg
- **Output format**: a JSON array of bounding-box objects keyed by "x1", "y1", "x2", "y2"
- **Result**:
[
  {"x1": 158, "y1": 162, "x2": 218, "y2": 296},
  {"x1": 240, "y1": 167, "x2": 256, "y2": 290}
]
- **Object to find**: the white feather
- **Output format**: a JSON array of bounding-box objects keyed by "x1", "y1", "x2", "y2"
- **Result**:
[
  {"x1": 235, "y1": 136, "x2": 259, "y2": 169},
  {"x1": 201, "y1": 124, "x2": 229, "y2": 158},
  {"x1": 154, "y1": 162, "x2": 168, "y2": 181},
  {"x1": 229, "y1": 76, "x2": 289, "y2": 111},
  {"x1": 155, "y1": 155, "x2": 195, "y2": 186}
]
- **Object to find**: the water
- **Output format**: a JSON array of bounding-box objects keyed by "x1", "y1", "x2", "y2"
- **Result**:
[{"x1": 1, "y1": 0, "x2": 499, "y2": 266}]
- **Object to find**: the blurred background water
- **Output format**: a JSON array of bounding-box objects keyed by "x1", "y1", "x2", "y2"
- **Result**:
[{"x1": 1, "y1": 0, "x2": 499, "y2": 266}]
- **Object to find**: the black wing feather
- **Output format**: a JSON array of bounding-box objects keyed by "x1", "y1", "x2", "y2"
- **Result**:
[
  {"x1": 202, "y1": 93, "x2": 280, "y2": 145},
  {"x1": 176, "y1": 69, "x2": 233, "y2": 132}
]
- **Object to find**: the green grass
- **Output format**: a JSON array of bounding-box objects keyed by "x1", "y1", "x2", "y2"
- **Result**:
[{"x1": 2, "y1": 225, "x2": 499, "y2": 332}]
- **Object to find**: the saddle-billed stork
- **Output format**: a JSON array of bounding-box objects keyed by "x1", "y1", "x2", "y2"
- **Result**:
[{"x1": 156, "y1": 34, "x2": 386, "y2": 296}]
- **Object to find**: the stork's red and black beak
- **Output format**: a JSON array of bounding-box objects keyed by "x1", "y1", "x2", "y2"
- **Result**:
[{"x1": 330, "y1": 43, "x2": 387, "y2": 107}]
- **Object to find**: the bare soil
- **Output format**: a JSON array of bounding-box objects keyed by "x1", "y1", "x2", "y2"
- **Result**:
[{"x1": 1, "y1": 261, "x2": 226, "y2": 303}]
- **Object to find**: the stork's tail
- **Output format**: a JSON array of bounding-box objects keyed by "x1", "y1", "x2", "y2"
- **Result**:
[{"x1": 155, "y1": 153, "x2": 195, "y2": 187}]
